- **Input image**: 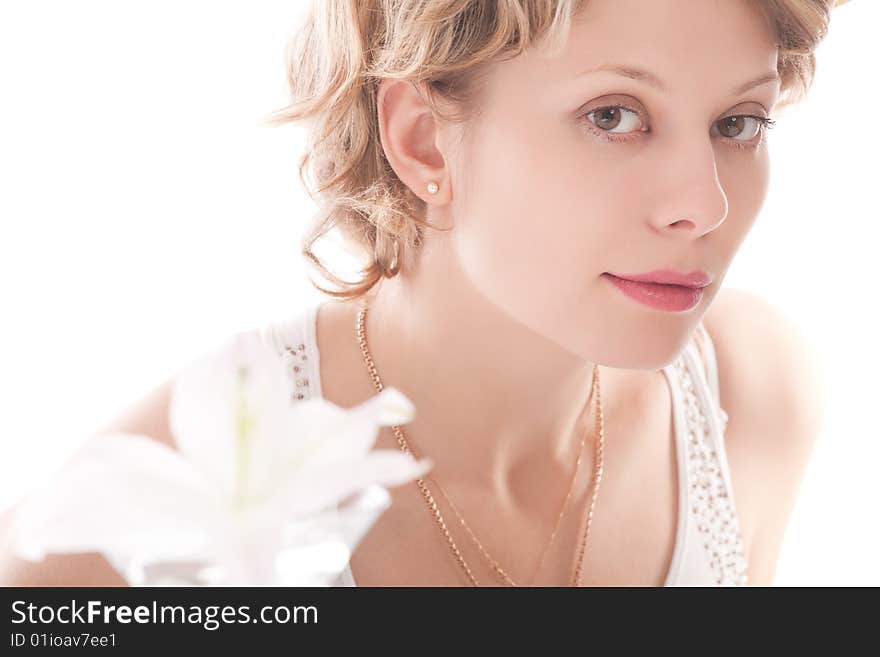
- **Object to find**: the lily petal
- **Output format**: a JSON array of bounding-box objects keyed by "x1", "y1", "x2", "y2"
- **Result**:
[
  {"x1": 274, "y1": 485, "x2": 392, "y2": 585},
  {"x1": 169, "y1": 330, "x2": 294, "y2": 503},
  {"x1": 264, "y1": 449, "x2": 433, "y2": 520},
  {"x1": 276, "y1": 387, "x2": 416, "y2": 477},
  {"x1": 9, "y1": 432, "x2": 222, "y2": 567}
]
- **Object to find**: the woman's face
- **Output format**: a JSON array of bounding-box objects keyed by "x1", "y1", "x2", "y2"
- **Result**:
[{"x1": 445, "y1": 0, "x2": 780, "y2": 369}]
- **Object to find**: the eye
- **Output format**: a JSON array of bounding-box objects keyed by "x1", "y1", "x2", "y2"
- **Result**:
[
  {"x1": 582, "y1": 105, "x2": 646, "y2": 137},
  {"x1": 579, "y1": 104, "x2": 776, "y2": 150},
  {"x1": 713, "y1": 114, "x2": 777, "y2": 150}
]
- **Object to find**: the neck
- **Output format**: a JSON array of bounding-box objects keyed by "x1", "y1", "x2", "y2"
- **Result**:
[{"x1": 358, "y1": 244, "x2": 601, "y2": 509}]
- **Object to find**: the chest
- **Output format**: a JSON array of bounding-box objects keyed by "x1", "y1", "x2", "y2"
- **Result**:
[{"x1": 346, "y1": 373, "x2": 687, "y2": 587}]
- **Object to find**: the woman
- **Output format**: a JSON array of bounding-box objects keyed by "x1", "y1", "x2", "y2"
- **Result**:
[{"x1": 0, "y1": 0, "x2": 838, "y2": 586}]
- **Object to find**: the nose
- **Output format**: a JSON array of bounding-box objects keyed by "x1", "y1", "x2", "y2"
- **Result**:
[{"x1": 649, "y1": 139, "x2": 729, "y2": 238}]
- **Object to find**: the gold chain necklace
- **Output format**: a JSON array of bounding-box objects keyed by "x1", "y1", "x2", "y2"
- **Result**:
[{"x1": 355, "y1": 299, "x2": 606, "y2": 586}]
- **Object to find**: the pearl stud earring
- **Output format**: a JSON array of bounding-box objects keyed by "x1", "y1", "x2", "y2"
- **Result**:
[{"x1": 426, "y1": 182, "x2": 439, "y2": 194}]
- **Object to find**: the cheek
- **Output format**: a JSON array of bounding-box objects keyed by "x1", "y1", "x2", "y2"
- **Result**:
[
  {"x1": 450, "y1": 121, "x2": 613, "y2": 313},
  {"x1": 717, "y1": 151, "x2": 771, "y2": 243},
  {"x1": 745, "y1": 156, "x2": 771, "y2": 218}
]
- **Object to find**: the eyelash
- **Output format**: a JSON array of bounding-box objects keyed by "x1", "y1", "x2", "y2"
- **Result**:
[{"x1": 579, "y1": 103, "x2": 777, "y2": 151}]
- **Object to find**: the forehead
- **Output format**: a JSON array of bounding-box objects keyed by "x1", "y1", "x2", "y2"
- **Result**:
[{"x1": 488, "y1": 0, "x2": 779, "y2": 100}]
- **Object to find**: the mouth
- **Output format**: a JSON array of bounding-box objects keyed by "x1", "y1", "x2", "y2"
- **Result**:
[
  {"x1": 605, "y1": 269, "x2": 712, "y2": 288},
  {"x1": 601, "y1": 272, "x2": 708, "y2": 312}
]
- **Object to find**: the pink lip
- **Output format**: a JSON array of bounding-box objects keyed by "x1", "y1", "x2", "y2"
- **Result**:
[
  {"x1": 601, "y1": 271, "x2": 708, "y2": 312},
  {"x1": 607, "y1": 269, "x2": 712, "y2": 288}
]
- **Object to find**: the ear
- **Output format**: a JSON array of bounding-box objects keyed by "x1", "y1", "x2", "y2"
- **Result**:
[{"x1": 375, "y1": 78, "x2": 452, "y2": 205}]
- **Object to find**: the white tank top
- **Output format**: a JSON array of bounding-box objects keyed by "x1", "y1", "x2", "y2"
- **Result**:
[{"x1": 258, "y1": 301, "x2": 749, "y2": 586}]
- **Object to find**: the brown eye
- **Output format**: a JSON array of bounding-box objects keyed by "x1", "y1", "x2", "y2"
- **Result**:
[
  {"x1": 717, "y1": 116, "x2": 760, "y2": 139},
  {"x1": 582, "y1": 105, "x2": 643, "y2": 136},
  {"x1": 594, "y1": 107, "x2": 623, "y2": 130}
]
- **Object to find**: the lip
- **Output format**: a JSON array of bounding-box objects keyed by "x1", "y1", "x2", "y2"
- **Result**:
[
  {"x1": 606, "y1": 269, "x2": 712, "y2": 288},
  {"x1": 601, "y1": 271, "x2": 708, "y2": 312}
]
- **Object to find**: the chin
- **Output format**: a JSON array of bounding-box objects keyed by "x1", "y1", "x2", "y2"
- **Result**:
[{"x1": 597, "y1": 328, "x2": 692, "y2": 371}]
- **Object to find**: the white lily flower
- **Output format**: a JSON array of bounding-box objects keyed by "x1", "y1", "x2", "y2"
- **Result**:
[{"x1": 8, "y1": 330, "x2": 432, "y2": 586}]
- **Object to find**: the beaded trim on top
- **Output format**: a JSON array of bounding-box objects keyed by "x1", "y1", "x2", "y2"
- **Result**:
[
  {"x1": 670, "y1": 353, "x2": 749, "y2": 586},
  {"x1": 281, "y1": 341, "x2": 310, "y2": 400}
]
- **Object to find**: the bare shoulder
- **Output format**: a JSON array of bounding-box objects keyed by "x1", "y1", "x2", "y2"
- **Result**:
[
  {"x1": 94, "y1": 378, "x2": 177, "y2": 449},
  {"x1": 700, "y1": 287, "x2": 825, "y2": 585},
  {"x1": 701, "y1": 287, "x2": 826, "y2": 435}
]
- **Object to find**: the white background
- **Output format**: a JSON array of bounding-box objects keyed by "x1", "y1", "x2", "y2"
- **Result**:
[{"x1": 1, "y1": 1, "x2": 877, "y2": 585}]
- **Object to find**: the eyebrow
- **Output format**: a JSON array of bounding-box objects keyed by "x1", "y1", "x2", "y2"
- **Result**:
[{"x1": 576, "y1": 64, "x2": 781, "y2": 96}]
